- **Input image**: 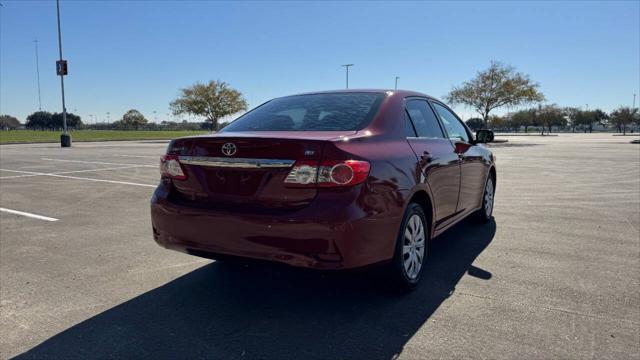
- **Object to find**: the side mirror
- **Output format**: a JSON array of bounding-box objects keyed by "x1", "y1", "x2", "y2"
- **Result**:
[{"x1": 475, "y1": 129, "x2": 494, "y2": 143}]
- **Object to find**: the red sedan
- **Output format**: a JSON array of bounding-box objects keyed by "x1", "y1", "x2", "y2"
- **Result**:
[{"x1": 151, "y1": 90, "x2": 496, "y2": 289}]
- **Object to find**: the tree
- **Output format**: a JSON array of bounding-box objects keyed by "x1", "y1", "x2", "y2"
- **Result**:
[
  {"x1": 609, "y1": 107, "x2": 638, "y2": 135},
  {"x1": 117, "y1": 109, "x2": 148, "y2": 130},
  {"x1": 52, "y1": 112, "x2": 82, "y2": 130},
  {"x1": 564, "y1": 107, "x2": 581, "y2": 132},
  {"x1": 510, "y1": 109, "x2": 536, "y2": 133},
  {"x1": 26, "y1": 111, "x2": 53, "y2": 130},
  {"x1": 0, "y1": 115, "x2": 20, "y2": 130},
  {"x1": 573, "y1": 111, "x2": 591, "y2": 132},
  {"x1": 536, "y1": 104, "x2": 566, "y2": 134},
  {"x1": 445, "y1": 61, "x2": 545, "y2": 127},
  {"x1": 573, "y1": 109, "x2": 608, "y2": 133},
  {"x1": 465, "y1": 117, "x2": 484, "y2": 131},
  {"x1": 593, "y1": 109, "x2": 609, "y2": 131},
  {"x1": 488, "y1": 115, "x2": 508, "y2": 130},
  {"x1": 170, "y1": 80, "x2": 248, "y2": 131}
]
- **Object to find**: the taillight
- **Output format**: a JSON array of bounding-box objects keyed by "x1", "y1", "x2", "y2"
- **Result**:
[
  {"x1": 160, "y1": 154, "x2": 187, "y2": 180},
  {"x1": 285, "y1": 160, "x2": 370, "y2": 187}
]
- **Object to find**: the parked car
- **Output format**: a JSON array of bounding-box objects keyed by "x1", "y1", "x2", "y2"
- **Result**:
[{"x1": 151, "y1": 90, "x2": 496, "y2": 289}]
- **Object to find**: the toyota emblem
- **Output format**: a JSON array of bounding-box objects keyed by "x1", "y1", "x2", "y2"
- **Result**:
[{"x1": 221, "y1": 143, "x2": 237, "y2": 156}]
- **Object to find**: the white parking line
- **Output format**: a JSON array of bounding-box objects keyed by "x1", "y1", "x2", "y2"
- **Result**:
[
  {"x1": 112, "y1": 154, "x2": 159, "y2": 159},
  {"x1": 0, "y1": 165, "x2": 144, "y2": 179},
  {"x1": 0, "y1": 208, "x2": 59, "y2": 222},
  {"x1": 41, "y1": 158, "x2": 156, "y2": 168},
  {"x1": 0, "y1": 168, "x2": 156, "y2": 188},
  {"x1": 0, "y1": 173, "x2": 42, "y2": 180}
]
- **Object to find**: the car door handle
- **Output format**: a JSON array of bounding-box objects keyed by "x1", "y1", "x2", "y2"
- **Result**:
[{"x1": 420, "y1": 151, "x2": 432, "y2": 162}]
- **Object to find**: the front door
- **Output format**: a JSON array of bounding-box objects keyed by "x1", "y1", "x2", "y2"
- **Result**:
[{"x1": 431, "y1": 102, "x2": 487, "y2": 214}]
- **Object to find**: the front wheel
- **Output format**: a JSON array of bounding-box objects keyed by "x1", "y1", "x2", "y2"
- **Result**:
[
  {"x1": 475, "y1": 175, "x2": 495, "y2": 222},
  {"x1": 388, "y1": 202, "x2": 429, "y2": 291}
]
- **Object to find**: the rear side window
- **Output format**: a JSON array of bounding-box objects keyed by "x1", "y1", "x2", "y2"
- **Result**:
[
  {"x1": 404, "y1": 111, "x2": 417, "y2": 137},
  {"x1": 405, "y1": 99, "x2": 445, "y2": 138},
  {"x1": 222, "y1": 93, "x2": 385, "y2": 131},
  {"x1": 431, "y1": 103, "x2": 470, "y2": 142}
]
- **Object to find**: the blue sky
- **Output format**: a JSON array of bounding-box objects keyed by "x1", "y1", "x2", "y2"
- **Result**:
[{"x1": 1, "y1": 0, "x2": 639, "y2": 123}]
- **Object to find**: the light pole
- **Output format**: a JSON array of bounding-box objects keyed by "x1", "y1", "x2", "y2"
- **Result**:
[
  {"x1": 634, "y1": 94, "x2": 638, "y2": 132},
  {"x1": 394, "y1": 76, "x2": 399, "y2": 90},
  {"x1": 34, "y1": 39, "x2": 42, "y2": 111},
  {"x1": 0, "y1": 2, "x2": 4, "y2": 115},
  {"x1": 341, "y1": 64, "x2": 353, "y2": 89},
  {"x1": 55, "y1": 0, "x2": 70, "y2": 147},
  {"x1": 106, "y1": 112, "x2": 110, "y2": 127}
]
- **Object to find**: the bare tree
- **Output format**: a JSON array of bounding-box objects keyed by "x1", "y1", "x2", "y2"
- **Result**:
[{"x1": 446, "y1": 61, "x2": 545, "y2": 127}]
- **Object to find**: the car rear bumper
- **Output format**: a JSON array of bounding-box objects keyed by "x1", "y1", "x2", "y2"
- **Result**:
[{"x1": 150, "y1": 182, "x2": 405, "y2": 269}]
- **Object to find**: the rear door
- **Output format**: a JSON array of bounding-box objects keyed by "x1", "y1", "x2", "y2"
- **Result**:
[{"x1": 404, "y1": 98, "x2": 461, "y2": 223}]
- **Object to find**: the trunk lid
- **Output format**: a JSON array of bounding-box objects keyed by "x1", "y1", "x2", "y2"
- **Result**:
[{"x1": 167, "y1": 131, "x2": 355, "y2": 210}]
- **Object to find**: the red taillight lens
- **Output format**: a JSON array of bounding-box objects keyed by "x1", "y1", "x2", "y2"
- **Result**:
[
  {"x1": 320, "y1": 160, "x2": 370, "y2": 187},
  {"x1": 160, "y1": 154, "x2": 187, "y2": 180},
  {"x1": 285, "y1": 160, "x2": 370, "y2": 187}
]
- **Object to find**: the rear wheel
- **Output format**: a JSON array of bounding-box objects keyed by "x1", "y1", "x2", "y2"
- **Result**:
[
  {"x1": 475, "y1": 175, "x2": 495, "y2": 222},
  {"x1": 388, "y1": 202, "x2": 428, "y2": 291}
]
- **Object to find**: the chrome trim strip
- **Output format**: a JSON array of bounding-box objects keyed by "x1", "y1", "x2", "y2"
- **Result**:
[{"x1": 178, "y1": 156, "x2": 295, "y2": 169}]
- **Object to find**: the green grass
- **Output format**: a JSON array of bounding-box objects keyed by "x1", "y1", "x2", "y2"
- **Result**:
[{"x1": 0, "y1": 130, "x2": 209, "y2": 144}]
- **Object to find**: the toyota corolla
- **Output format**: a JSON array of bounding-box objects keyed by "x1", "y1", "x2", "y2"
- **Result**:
[{"x1": 151, "y1": 90, "x2": 496, "y2": 289}]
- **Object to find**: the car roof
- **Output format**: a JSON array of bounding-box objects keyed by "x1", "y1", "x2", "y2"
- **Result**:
[{"x1": 280, "y1": 89, "x2": 440, "y2": 101}]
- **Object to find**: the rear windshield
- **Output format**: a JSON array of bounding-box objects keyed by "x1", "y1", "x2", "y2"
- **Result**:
[{"x1": 222, "y1": 93, "x2": 385, "y2": 132}]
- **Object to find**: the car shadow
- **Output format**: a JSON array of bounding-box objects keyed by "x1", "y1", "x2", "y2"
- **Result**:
[{"x1": 15, "y1": 219, "x2": 496, "y2": 360}]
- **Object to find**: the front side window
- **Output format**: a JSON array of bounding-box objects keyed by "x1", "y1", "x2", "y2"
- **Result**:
[
  {"x1": 222, "y1": 93, "x2": 385, "y2": 132},
  {"x1": 405, "y1": 99, "x2": 445, "y2": 138},
  {"x1": 431, "y1": 103, "x2": 470, "y2": 142}
]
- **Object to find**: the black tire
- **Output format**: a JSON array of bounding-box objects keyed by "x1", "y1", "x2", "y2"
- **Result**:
[
  {"x1": 475, "y1": 174, "x2": 495, "y2": 223},
  {"x1": 388, "y1": 202, "x2": 429, "y2": 291}
]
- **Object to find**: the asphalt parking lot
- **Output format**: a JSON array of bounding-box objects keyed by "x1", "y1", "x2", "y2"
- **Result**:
[{"x1": 1, "y1": 133, "x2": 638, "y2": 359}]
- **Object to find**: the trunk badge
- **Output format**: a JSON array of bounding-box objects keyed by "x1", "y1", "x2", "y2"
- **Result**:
[{"x1": 221, "y1": 143, "x2": 237, "y2": 156}]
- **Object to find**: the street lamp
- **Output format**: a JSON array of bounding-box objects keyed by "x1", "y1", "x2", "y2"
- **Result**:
[
  {"x1": 394, "y1": 76, "x2": 399, "y2": 90},
  {"x1": 55, "y1": 0, "x2": 71, "y2": 147},
  {"x1": 341, "y1": 64, "x2": 353, "y2": 89}
]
